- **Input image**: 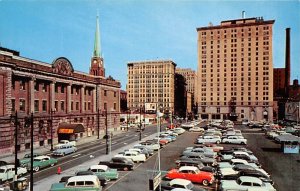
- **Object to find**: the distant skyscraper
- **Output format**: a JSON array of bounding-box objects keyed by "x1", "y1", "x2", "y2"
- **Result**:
[
  {"x1": 127, "y1": 60, "x2": 176, "y2": 113},
  {"x1": 196, "y1": 17, "x2": 274, "y2": 121},
  {"x1": 175, "y1": 68, "x2": 197, "y2": 102}
]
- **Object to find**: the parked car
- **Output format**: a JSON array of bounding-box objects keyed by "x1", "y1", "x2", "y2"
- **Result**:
[
  {"x1": 114, "y1": 151, "x2": 146, "y2": 163},
  {"x1": 136, "y1": 141, "x2": 160, "y2": 151},
  {"x1": 196, "y1": 136, "x2": 221, "y2": 144},
  {"x1": 173, "y1": 128, "x2": 186, "y2": 135},
  {"x1": 133, "y1": 145, "x2": 154, "y2": 156},
  {"x1": 222, "y1": 136, "x2": 247, "y2": 145},
  {"x1": 182, "y1": 148, "x2": 217, "y2": 159},
  {"x1": 53, "y1": 145, "x2": 77, "y2": 156},
  {"x1": 54, "y1": 140, "x2": 76, "y2": 149},
  {"x1": 165, "y1": 166, "x2": 214, "y2": 186},
  {"x1": 220, "y1": 176, "x2": 276, "y2": 191},
  {"x1": 89, "y1": 165, "x2": 119, "y2": 180},
  {"x1": 27, "y1": 156, "x2": 57, "y2": 172},
  {"x1": 232, "y1": 164, "x2": 270, "y2": 177},
  {"x1": 160, "y1": 178, "x2": 206, "y2": 191},
  {"x1": 178, "y1": 155, "x2": 217, "y2": 167},
  {"x1": 0, "y1": 161, "x2": 8, "y2": 167},
  {"x1": 59, "y1": 175, "x2": 107, "y2": 187},
  {"x1": 189, "y1": 127, "x2": 205, "y2": 132},
  {"x1": 99, "y1": 157, "x2": 134, "y2": 171},
  {"x1": 19, "y1": 153, "x2": 41, "y2": 167},
  {"x1": 218, "y1": 159, "x2": 259, "y2": 170},
  {"x1": 0, "y1": 165, "x2": 27, "y2": 184},
  {"x1": 50, "y1": 175, "x2": 102, "y2": 191},
  {"x1": 75, "y1": 170, "x2": 109, "y2": 186}
]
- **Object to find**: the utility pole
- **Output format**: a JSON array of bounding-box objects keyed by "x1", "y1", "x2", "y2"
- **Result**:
[
  {"x1": 105, "y1": 110, "x2": 108, "y2": 154},
  {"x1": 97, "y1": 108, "x2": 100, "y2": 139},
  {"x1": 139, "y1": 106, "x2": 142, "y2": 141},
  {"x1": 14, "y1": 111, "x2": 18, "y2": 177},
  {"x1": 30, "y1": 112, "x2": 34, "y2": 191},
  {"x1": 50, "y1": 109, "x2": 55, "y2": 151},
  {"x1": 127, "y1": 110, "x2": 129, "y2": 131}
]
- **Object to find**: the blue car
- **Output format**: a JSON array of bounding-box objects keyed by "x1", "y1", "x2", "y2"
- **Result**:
[{"x1": 53, "y1": 145, "x2": 77, "y2": 156}]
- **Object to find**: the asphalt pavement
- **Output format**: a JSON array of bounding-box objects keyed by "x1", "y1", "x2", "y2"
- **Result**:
[{"x1": 240, "y1": 126, "x2": 300, "y2": 191}]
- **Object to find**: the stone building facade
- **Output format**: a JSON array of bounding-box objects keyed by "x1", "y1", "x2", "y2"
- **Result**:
[{"x1": 0, "y1": 16, "x2": 121, "y2": 154}]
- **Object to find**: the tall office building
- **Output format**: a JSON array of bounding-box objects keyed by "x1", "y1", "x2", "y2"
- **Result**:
[
  {"x1": 196, "y1": 17, "x2": 274, "y2": 121},
  {"x1": 175, "y1": 68, "x2": 196, "y2": 95},
  {"x1": 127, "y1": 60, "x2": 176, "y2": 113}
]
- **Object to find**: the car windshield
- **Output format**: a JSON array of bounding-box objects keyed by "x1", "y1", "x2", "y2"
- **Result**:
[
  {"x1": 33, "y1": 159, "x2": 41, "y2": 162},
  {"x1": 0, "y1": 169, "x2": 5, "y2": 173},
  {"x1": 186, "y1": 182, "x2": 194, "y2": 189}
]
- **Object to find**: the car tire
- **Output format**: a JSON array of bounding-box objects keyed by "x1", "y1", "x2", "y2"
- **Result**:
[
  {"x1": 225, "y1": 141, "x2": 229, "y2": 144},
  {"x1": 123, "y1": 167, "x2": 129, "y2": 171},
  {"x1": 216, "y1": 141, "x2": 220, "y2": 144},
  {"x1": 34, "y1": 166, "x2": 40, "y2": 172},
  {"x1": 241, "y1": 142, "x2": 246, "y2": 145},
  {"x1": 202, "y1": 179, "x2": 209, "y2": 186}
]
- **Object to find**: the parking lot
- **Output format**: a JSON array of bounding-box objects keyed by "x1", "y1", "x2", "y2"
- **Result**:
[
  {"x1": 240, "y1": 126, "x2": 300, "y2": 191},
  {"x1": 104, "y1": 123, "x2": 299, "y2": 191}
]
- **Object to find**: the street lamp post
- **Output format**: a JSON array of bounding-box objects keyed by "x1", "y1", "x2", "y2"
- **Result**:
[
  {"x1": 297, "y1": 104, "x2": 299, "y2": 126},
  {"x1": 105, "y1": 110, "x2": 108, "y2": 155},
  {"x1": 50, "y1": 108, "x2": 56, "y2": 151},
  {"x1": 139, "y1": 106, "x2": 142, "y2": 141}
]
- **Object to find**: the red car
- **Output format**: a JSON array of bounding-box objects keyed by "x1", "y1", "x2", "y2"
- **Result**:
[{"x1": 165, "y1": 166, "x2": 214, "y2": 186}]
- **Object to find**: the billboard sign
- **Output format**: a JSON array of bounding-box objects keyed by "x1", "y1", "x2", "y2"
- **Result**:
[{"x1": 285, "y1": 102, "x2": 300, "y2": 121}]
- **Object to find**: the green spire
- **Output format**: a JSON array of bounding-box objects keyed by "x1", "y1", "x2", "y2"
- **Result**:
[{"x1": 93, "y1": 15, "x2": 101, "y2": 57}]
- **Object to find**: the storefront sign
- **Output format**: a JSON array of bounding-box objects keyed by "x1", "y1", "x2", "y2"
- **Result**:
[{"x1": 58, "y1": 128, "x2": 74, "y2": 134}]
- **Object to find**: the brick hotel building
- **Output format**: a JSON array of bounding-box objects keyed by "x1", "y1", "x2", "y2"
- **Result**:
[
  {"x1": 0, "y1": 16, "x2": 121, "y2": 154},
  {"x1": 197, "y1": 17, "x2": 274, "y2": 121}
]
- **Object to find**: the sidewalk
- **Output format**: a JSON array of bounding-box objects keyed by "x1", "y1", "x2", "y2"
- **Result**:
[
  {"x1": 32, "y1": 132, "x2": 157, "y2": 191},
  {"x1": 0, "y1": 128, "x2": 127, "y2": 163}
]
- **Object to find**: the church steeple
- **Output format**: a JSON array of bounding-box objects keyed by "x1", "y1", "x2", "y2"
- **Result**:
[
  {"x1": 93, "y1": 15, "x2": 101, "y2": 58},
  {"x1": 90, "y1": 14, "x2": 105, "y2": 77}
]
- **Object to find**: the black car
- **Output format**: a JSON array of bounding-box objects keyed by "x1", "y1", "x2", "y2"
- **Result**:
[
  {"x1": 0, "y1": 160, "x2": 8, "y2": 167},
  {"x1": 239, "y1": 169, "x2": 273, "y2": 184},
  {"x1": 99, "y1": 157, "x2": 134, "y2": 171},
  {"x1": 75, "y1": 171, "x2": 108, "y2": 187}
]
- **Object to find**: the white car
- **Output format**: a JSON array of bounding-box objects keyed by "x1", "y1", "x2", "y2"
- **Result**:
[
  {"x1": 222, "y1": 136, "x2": 247, "y2": 144},
  {"x1": 218, "y1": 159, "x2": 259, "y2": 169},
  {"x1": 165, "y1": 178, "x2": 196, "y2": 190},
  {"x1": 189, "y1": 126, "x2": 204, "y2": 132},
  {"x1": 0, "y1": 165, "x2": 27, "y2": 183},
  {"x1": 114, "y1": 151, "x2": 146, "y2": 163},
  {"x1": 197, "y1": 136, "x2": 221, "y2": 144},
  {"x1": 220, "y1": 176, "x2": 276, "y2": 191},
  {"x1": 136, "y1": 142, "x2": 160, "y2": 151},
  {"x1": 173, "y1": 128, "x2": 186, "y2": 135},
  {"x1": 221, "y1": 151, "x2": 258, "y2": 162},
  {"x1": 54, "y1": 140, "x2": 76, "y2": 149}
]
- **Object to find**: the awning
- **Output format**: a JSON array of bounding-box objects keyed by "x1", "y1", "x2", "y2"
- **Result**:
[
  {"x1": 58, "y1": 123, "x2": 85, "y2": 134},
  {"x1": 275, "y1": 134, "x2": 300, "y2": 143}
]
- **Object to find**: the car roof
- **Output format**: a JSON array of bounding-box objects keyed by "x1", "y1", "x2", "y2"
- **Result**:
[
  {"x1": 34, "y1": 156, "x2": 49, "y2": 159},
  {"x1": 233, "y1": 151, "x2": 249, "y2": 155},
  {"x1": 68, "y1": 175, "x2": 98, "y2": 182},
  {"x1": 179, "y1": 166, "x2": 198, "y2": 171},
  {"x1": 231, "y1": 159, "x2": 248, "y2": 163},
  {"x1": 239, "y1": 176, "x2": 263, "y2": 184},
  {"x1": 170, "y1": 178, "x2": 191, "y2": 186},
  {"x1": 90, "y1": 165, "x2": 108, "y2": 171}
]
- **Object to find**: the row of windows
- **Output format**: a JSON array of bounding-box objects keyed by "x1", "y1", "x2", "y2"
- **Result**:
[
  {"x1": 12, "y1": 81, "x2": 118, "y2": 97},
  {"x1": 201, "y1": 26, "x2": 270, "y2": 36},
  {"x1": 11, "y1": 99, "x2": 116, "y2": 113}
]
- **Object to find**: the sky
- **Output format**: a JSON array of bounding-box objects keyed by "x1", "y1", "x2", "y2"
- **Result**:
[{"x1": 0, "y1": 0, "x2": 299, "y2": 90}]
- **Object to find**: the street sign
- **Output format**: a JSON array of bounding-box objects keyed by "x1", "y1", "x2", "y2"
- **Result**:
[{"x1": 149, "y1": 172, "x2": 161, "y2": 191}]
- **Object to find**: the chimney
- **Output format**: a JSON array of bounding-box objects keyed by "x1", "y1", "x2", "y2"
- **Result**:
[
  {"x1": 285, "y1": 28, "x2": 291, "y2": 97},
  {"x1": 242, "y1": 11, "x2": 245, "y2": 19}
]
